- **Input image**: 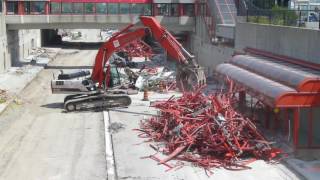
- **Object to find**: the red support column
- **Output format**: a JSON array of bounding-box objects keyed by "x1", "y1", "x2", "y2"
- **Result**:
[
  {"x1": 285, "y1": 109, "x2": 289, "y2": 137},
  {"x1": 194, "y1": 1, "x2": 198, "y2": 16},
  {"x1": 45, "y1": 2, "x2": 49, "y2": 15},
  {"x1": 153, "y1": 4, "x2": 158, "y2": 16},
  {"x1": 308, "y1": 108, "x2": 313, "y2": 147},
  {"x1": 18, "y1": 1, "x2": 25, "y2": 15},
  {"x1": 293, "y1": 108, "x2": 300, "y2": 150},
  {"x1": 179, "y1": 4, "x2": 184, "y2": 16}
]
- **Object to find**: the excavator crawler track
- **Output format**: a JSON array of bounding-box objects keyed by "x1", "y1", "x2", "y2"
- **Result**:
[{"x1": 64, "y1": 93, "x2": 131, "y2": 112}]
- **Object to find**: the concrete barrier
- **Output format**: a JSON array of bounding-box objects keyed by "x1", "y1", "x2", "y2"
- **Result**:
[
  {"x1": 190, "y1": 17, "x2": 234, "y2": 76},
  {"x1": 236, "y1": 22, "x2": 320, "y2": 64}
]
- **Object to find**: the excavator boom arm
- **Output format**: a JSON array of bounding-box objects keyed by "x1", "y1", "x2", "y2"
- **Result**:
[
  {"x1": 140, "y1": 16, "x2": 191, "y2": 64},
  {"x1": 91, "y1": 16, "x2": 202, "y2": 89}
]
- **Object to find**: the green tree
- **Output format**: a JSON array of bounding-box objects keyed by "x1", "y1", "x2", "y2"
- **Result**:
[{"x1": 271, "y1": 5, "x2": 298, "y2": 26}]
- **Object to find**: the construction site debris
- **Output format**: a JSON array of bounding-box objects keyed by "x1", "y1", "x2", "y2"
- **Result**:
[
  {"x1": 134, "y1": 67, "x2": 175, "y2": 91},
  {"x1": 60, "y1": 30, "x2": 82, "y2": 40},
  {"x1": 118, "y1": 40, "x2": 153, "y2": 58},
  {"x1": 124, "y1": 67, "x2": 139, "y2": 84},
  {"x1": 25, "y1": 48, "x2": 58, "y2": 65},
  {"x1": 30, "y1": 48, "x2": 50, "y2": 58},
  {"x1": 109, "y1": 122, "x2": 125, "y2": 134},
  {"x1": 111, "y1": 53, "x2": 137, "y2": 68},
  {"x1": 136, "y1": 86, "x2": 282, "y2": 173},
  {"x1": 14, "y1": 65, "x2": 37, "y2": 75},
  {"x1": 150, "y1": 54, "x2": 167, "y2": 66},
  {"x1": 0, "y1": 89, "x2": 8, "y2": 104},
  {"x1": 13, "y1": 97, "x2": 23, "y2": 105},
  {"x1": 57, "y1": 50, "x2": 80, "y2": 56},
  {"x1": 100, "y1": 28, "x2": 118, "y2": 41}
]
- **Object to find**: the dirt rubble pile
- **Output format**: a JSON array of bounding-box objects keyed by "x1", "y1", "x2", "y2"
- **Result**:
[
  {"x1": 0, "y1": 89, "x2": 8, "y2": 104},
  {"x1": 137, "y1": 87, "x2": 282, "y2": 172}
]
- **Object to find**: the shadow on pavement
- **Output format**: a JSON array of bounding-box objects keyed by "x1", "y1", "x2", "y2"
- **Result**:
[
  {"x1": 44, "y1": 65, "x2": 93, "y2": 69},
  {"x1": 107, "y1": 108, "x2": 157, "y2": 117},
  {"x1": 41, "y1": 102, "x2": 64, "y2": 109}
]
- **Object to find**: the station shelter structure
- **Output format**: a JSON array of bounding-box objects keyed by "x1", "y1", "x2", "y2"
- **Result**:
[{"x1": 216, "y1": 47, "x2": 320, "y2": 150}]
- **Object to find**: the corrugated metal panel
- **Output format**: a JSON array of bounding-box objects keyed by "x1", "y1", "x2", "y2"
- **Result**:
[
  {"x1": 230, "y1": 55, "x2": 320, "y2": 90},
  {"x1": 216, "y1": 63, "x2": 296, "y2": 106}
]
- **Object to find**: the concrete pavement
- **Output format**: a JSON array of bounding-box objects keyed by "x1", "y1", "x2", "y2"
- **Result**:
[
  {"x1": 0, "y1": 45, "x2": 309, "y2": 180},
  {"x1": 106, "y1": 91, "x2": 302, "y2": 180},
  {"x1": 0, "y1": 48, "x2": 107, "y2": 180}
]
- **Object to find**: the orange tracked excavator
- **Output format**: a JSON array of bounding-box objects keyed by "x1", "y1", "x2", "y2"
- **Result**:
[{"x1": 52, "y1": 16, "x2": 205, "y2": 111}]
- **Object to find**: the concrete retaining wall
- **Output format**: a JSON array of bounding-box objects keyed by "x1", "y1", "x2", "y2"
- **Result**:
[
  {"x1": 236, "y1": 22, "x2": 320, "y2": 64},
  {"x1": 7, "y1": 29, "x2": 41, "y2": 67},
  {"x1": 19, "y1": 30, "x2": 41, "y2": 59},
  {"x1": 1, "y1": 2, "x2": 41, "y2": 72},
  {"x1": 0, "y1": 12, "x2": 10, "y2": 73},
  {"x1": 190, "y1": 17, "x2": 234, "y2": 76}
]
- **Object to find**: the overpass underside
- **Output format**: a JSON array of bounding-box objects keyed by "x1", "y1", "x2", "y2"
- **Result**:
[{"x1": 5, "y1": 15, "x2": 195, "y2": 31}]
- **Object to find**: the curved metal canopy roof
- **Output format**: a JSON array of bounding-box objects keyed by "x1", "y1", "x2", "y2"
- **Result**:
[
  {"x1": 230, "y1": 55, "x2": 320, "y2": 92},
  {"x1": 216, "y1": 54, "x2": 320, "y2": 108}
]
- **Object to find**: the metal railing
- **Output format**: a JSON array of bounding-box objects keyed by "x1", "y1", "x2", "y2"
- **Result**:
[
  {"x1": 5, "y1": 2, "x2": 195, "y2": 17},
  {"x1": 245, "y1": 9, "x2": 320, "y2": 29}
]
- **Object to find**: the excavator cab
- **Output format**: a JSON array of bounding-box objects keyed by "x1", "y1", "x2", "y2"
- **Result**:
[{"x1": 108, "y1": 65, "x2": 121, "y2": 88}]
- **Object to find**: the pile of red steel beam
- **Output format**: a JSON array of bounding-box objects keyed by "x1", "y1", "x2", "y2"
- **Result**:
[
  {"x1": 136, "y1": 86, "x2": 282, "y2": 173},
  {"x1": 118, "y1": 40, "x2": 153, "y2": 58}
]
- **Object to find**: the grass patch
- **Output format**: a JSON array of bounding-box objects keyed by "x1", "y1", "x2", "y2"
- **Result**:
[{"x1": 0, "y1": 98, "x2": 6, "y2": 104}]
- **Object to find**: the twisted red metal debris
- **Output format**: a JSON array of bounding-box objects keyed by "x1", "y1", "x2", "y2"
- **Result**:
[
  {"x1": 118, "y1": 40, "x2": 153, "y2": 58},
  {"x1": 136, "y1": 86, "x2": 282, "y2": 173}
]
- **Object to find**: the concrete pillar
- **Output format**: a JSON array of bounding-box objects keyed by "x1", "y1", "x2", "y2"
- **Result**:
[
  {"x1": 7, "y1": 30, "x2": 21, "y2": 67},
  {"x1": 45, "y1": 2, "x2": 49, "y2": 15},
  {"x1": 153, "y1": 5, "x2": 158, "y2": 16},
  {"x1": 179, "y1": 4, "x2": 183, "y2": 16},
  {"x1": 293, "y1": 108, "x2": 300, "y2": 149}
]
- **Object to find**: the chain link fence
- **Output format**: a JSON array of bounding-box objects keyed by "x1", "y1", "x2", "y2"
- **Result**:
[{"x1": 245, "y1": 8, "x2": 320, "y2": 29}]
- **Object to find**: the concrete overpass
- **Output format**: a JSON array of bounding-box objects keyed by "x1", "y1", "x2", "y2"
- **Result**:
[
  {"x1": 5, "y1": 15, "x2": 195, "y2": 31},
  {"x1": 1, "y1": 0, "x2": 202, "y2": 72},
  {"x1": 3, "y1": 0, "x2": 197, "y2": 31}
]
